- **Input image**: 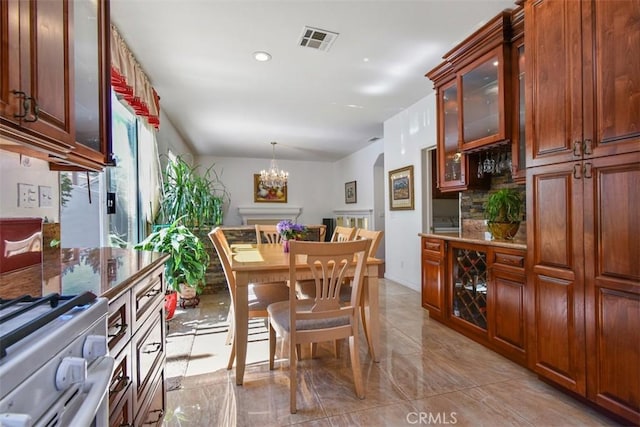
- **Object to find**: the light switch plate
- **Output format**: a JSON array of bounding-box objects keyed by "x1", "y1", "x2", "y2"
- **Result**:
[
  {"x1": 39, "y1": 185, "x2": 53, "y2": 207},
  {"x1": 18, "y1": 183, "x2": 37, "y2": 208}
]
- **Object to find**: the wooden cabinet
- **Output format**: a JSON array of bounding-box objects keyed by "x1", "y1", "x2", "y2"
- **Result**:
[
  {"x1": 0, "y1": 0, "x2": 75, "y2": 150},
  {"x1": 420, "y1": 235, "x2": 527, "y2": 366},
  {"x1": 107, "y1": 263, "x2": 166, "y2": 426},
  {"x1": 525, "y1": 0, "x2": 639, "y2": 169},
  {"x1": 427, "y1": 11, "x2": 514, "y2": 192},
  {"x1": 526, "y1": 1, "x2": 640, "y2": 422},
  {"x1": 0, "y1": 0, "x2": 112, "y2": 171},
  {"x1": 421, "y1": 237, "x2": 446, "y2": 320},
  {"x1": 527, "y1": 152, "x2": 640, "y2": 422}
]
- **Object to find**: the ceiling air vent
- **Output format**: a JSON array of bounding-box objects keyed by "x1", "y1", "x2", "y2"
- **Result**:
[{"x1": 298, "y1": 26, "x2": 339, "y2": 52}]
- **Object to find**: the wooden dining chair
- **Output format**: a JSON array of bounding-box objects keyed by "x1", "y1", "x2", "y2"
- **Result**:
[
  {"x1": 267, "y1": 239, "x2": 371, "y2": 414},
  {"x1": 208, "y1": 227, "x2": 289, "y2": 369},
  {"x1": 255, "y1": 224, "x2": 282, "y2": 244},
  {"x1": 330, "y1": 225, "x2": 356, "y2": 242},
  {"x1": 296, "y1": 228, "x2": 383, "y2": 358},
  {"x1": 354, "y1": 228, "x2": 383, "y2": 258}
]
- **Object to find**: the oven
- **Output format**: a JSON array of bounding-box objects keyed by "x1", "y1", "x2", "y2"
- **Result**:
[{"x1": 0, "y1": 292, "x2": 113, "y2": 427}]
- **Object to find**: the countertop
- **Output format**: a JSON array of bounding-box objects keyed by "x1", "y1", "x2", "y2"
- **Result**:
[
  {"x1": 419, "y1": 231, "x2": 527, "y2": 250},
  {"x1": 0, "y1": 247, "x2": 169, "y2": 301}
]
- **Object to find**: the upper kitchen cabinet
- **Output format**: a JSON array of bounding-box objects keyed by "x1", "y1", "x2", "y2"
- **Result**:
[
  {"x1": 509, "y1": 6, "x2": 526, "y2": 183},
  {"x1": 525, "y1": 0, "x2": 640, "y2": 168},
  {"x1": 428, "y1": 11, "x2": 513, "y2": 152},
  {"x1": 427, "y1": 11, "x2": 513, "y2": 192},
  {"x1": 0, "y1": 0, "x2": 75, "y2": 154},
  {"x1": 0, "y1": 0, "x2": 112, "y2": 171},
  {"x1": 457, "y1": 46, "x2": 510, "y2": 151}
]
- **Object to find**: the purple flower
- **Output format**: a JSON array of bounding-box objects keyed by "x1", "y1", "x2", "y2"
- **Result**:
[{"x1": 276, "y1": 220, "x2": 307, "y2": 240}]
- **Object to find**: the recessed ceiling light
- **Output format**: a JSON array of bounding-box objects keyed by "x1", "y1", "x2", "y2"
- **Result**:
[
  {"x1": 253, "y1": 51, "x2": 272, "y2": 62},
  {"x1": 363, "y1": 57, "x2": 370, "y2": 62}
]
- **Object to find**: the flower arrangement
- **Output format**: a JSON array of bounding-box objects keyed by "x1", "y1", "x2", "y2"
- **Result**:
[{"x1": 276, "y1": 220, "x2": 307, "y2": 241}]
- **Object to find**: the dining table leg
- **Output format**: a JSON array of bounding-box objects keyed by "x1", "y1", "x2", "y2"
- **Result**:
[
  {"x1": 362, "y1": 266, "x2": 380, "y2": 362},
  {"x1": 234, "y1": 271, "x2": 249, "y2": 385}
]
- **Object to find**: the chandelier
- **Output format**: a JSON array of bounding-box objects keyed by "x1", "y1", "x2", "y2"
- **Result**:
[{"x1": 260, "y1": 141, "x2": 288, "y2": 188}]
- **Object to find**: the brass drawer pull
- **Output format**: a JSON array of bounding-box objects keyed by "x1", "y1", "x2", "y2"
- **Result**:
[
  {"x1": 109, "y1": 373, "x2": 130, "y2": 394},
  {"x1": 143, "y1": 409, "x2": 164, "y2": 425},
  {"x1": 144, "y1": 288, "x2": 162, "y2": 298},
  {"x1": 142, "y1": 342, "x2": 162, "y2": 354},
  {"x1": 108, "y1": 323, "x2": 128, "y2": 339}
]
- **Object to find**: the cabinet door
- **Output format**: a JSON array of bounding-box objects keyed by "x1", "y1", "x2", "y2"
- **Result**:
[
  {"x1": 489, "y1": 249, "x2": 526, "y2": 366},
  {"x1": 19, "y1": 0, "x2": 74, "y2": 145},
  {"x1": 525, "y1": 0, "x2": 583, "y2": 168},
  {"x1": 0, "y1": 0, "x2": 21, "y2": 122},
  {"x1": 459, "y1": 47, "x2": 509, "y2": 151},
  {"x1": 421, "y1": 237, "x2": 446, "y2": 320},
  {"x1": 510, "y1": 38, "x2": 526, "y2": 183},
  {"x1": 584, "y1": 152, "x2": 640, "y2": 422},
  {"x1": 526, "y1": 162, "x2": 586, "y2": 394},
  {"x1": 437, "y1": 80, "x2": 466, "y2": 191},
  {"x1": 582, "y1": 0, "x2": 640, "y2": 159}
]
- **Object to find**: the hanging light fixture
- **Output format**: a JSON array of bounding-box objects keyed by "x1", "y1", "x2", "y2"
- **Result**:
[{"x1": 260, "y1": 141, "x2": 288, "y2": 188}]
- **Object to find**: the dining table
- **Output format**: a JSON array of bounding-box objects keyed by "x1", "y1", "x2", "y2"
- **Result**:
[{"x1": 228, "y1": 242, "x2": 383, "y2": 385}]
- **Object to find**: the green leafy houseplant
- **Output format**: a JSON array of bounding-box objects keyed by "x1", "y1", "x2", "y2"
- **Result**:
[
  {"x1": 157, "y1": 155, "x2": 230, "y2": 229},
  {"x1": 134, "y1": 218, "x2": 210, "y2": 294},
  {"x1": 483, "y1": 188, "x2": 523, "y2": 240}
]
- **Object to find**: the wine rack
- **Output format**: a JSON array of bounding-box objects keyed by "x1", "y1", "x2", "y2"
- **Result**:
[{"x1": 452, "y1": 247, "x2": 488, "y2": 330}]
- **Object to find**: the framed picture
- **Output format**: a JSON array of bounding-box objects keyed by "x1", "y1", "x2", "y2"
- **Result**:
[
  {"x1": 345, "y1": 181, "x2": 357, "y2": 204},
  {"x1": 254, "y1": 174, "x2": 287, "y2": 203},
  {"x1": 389, "y1": 165, "x2": 414, "y2": 210}
]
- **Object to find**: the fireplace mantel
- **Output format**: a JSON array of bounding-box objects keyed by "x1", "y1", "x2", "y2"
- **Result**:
[{"x1": 237, "y1": 206, "x2": 302, "y2": 225}]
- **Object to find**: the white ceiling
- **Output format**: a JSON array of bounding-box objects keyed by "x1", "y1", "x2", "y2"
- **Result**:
[{"x1": 110, "y1": 0, "x2": 515, "y2": 162}]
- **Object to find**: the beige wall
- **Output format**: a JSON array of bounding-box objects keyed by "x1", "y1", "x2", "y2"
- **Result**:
[{"x1": 0, "y1": 148, "x2": 60, "y2": 222}]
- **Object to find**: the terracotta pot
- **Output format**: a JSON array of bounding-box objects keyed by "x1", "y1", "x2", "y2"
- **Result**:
[
  {"x1": 487, "y1": 221, "x2": 520, "y2": 240},
  {"x1": 165, "y1": 292, "x2": 178, "y2": 320}
]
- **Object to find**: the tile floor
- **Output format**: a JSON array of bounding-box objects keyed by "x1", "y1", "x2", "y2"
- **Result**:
[{"x1": 163, "y1": 279, "x2": 622, "y2": 426}]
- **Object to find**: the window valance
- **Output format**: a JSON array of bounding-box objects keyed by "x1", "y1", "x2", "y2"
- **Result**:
[{"x1": 110, "y1": 25, "x2": 160, "y2": 129}]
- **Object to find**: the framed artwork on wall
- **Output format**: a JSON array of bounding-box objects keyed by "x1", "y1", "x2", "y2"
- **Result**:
[
  {"x1": 345, "y1": 181, "x2": 357, "y2": 204},
  {"x1": 254, "y1": 174, "x2": 287, "y2": 203},
  {"x1": 389, "y1": 165, "x2": 414, "y2": 210}
]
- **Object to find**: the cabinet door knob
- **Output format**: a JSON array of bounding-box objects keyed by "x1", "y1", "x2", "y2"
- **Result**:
[
  {"x1": 583, "y1": 162, "x2": 593, "y2": 179},
  {"x1": 583, "y1": 139, "x2": 593, "y2": 155}
]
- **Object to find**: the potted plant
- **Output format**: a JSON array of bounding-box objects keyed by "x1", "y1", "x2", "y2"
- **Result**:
[
  {"x1": 483, "y1": 188, "x2": 523, "y2": 240},
  {"x1": 134, "y1": 217, "x2": 210, "y2": 310},
  {"x1": 156, "y1": 155, "x2": 230, "y2": 228}
]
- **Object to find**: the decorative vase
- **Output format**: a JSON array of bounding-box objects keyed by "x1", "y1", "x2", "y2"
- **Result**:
[
  {"x1": 283, "y1": 239, "x2": 290, "y2": 253},
  {"x1": 487, "y1": 221, "x2": 521, "y2": 240}
]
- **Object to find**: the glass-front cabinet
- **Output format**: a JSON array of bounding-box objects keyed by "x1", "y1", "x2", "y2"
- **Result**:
[
  {"x1": 510, "y1": 6, "x2": 526, "y2": 183},
  {"x1": 450, "y1": 244, "x2": 488, "y2": 331},
  {"x1": 437, "y1": 79, "x2": 467, "y2": 191},
  {"x1": 427, "y1": 11, "x2": 511, "y2": 193},
  {"x1": 459, "y1": 49, "x2": 506, "y2": 151}
]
